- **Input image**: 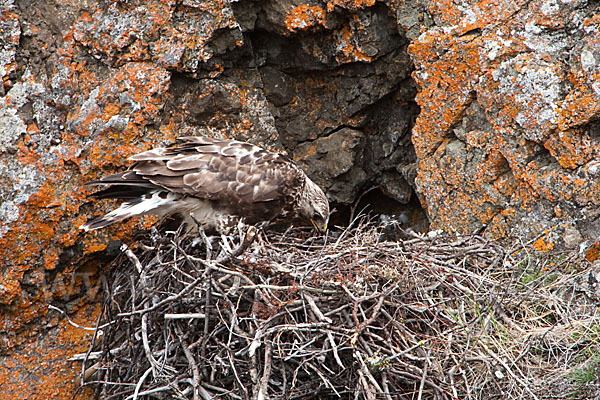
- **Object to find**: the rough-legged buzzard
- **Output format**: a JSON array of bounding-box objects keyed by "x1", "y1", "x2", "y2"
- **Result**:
[{"x1": 80, "y1": 136, "x2": 330, "y2": 234}]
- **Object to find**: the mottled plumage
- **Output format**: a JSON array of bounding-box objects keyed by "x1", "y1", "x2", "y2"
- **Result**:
[{"x1": 80, "y1": 136, "x2": 330, "y2": 234}]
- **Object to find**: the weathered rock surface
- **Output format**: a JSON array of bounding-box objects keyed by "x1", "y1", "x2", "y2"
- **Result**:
[
  {"x1": 0, "y1": 0, "x2": 416, "y2": 396},
  {"x1": 0, "y1": 0, "x2": 599, "y2": 396},
  {"x1": 409, "y1": 0, "x2": 600, "y2": 252}
]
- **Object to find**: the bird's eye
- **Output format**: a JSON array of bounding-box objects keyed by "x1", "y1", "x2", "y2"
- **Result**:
[{"x1": 312, "y1": 213, "x2": 322, "y2": 221}]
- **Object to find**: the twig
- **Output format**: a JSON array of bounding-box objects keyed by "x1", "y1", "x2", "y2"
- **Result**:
[
  {"x1": 164, "y1": 313, "x2": 206, "y2": 319},
  {"x1": 257, "y1": 342, "x2": 272, "y2": 400},
  {"x1": 132, "y1": 367, "x2": 152, "y2": 400},
  {"x1": 417, "y1": 349, "x2": 431, "y2": 400},
  {"x1": 121, "y1": 243, "x2": 143, "y2": 273},
  {"x1": 481, "y1": 342, "x2": 540, "y2": 400},
  {"x1": 73, "y1": 219, "x2": 589, "y2": 400},
  {"x1": 117, "y1": 275, "x2": 205, "y2": 317},
  {"x1": 48, "y1": 305, "x2": 110, "y2": 331},
  {"x1": 177, "y1": 327, "x2": 200, "y2": 400},
  {"x1": 141, "y1": 313, "x2": 159, "y2": 378}
]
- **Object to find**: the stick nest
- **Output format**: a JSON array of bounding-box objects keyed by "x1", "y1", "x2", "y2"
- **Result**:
[{"x1": 76, "y1": 220, "x2": 600, "y2": 400}]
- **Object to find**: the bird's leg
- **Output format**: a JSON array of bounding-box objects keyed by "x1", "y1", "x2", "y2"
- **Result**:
[
  {"x1": 216, "y1": 223, "x2": 246, "y2": 260},
  {"x1": 213, "y1": 234, "x2": 229, "y2": 261},
  {"x1": 191, "y1": 227, "x2": 213, "y2": 259},
  {"x1": 219, "y1": 234, "x2": 233, "y2": 254},
  {"x1": 201, "y1": 227, "x2": 213, "y2": 261},
  {"x1": 213, "y1": 226, "x2": 257, "y2": 263},
  {"x1": 189, "y1": 215, "x2": 214, "y2": 260},
  {"x1": 236, "y1": 219, "x2": 248, "y2": 246},
  {"x1": 250, "y1": 224, "x2": 269, "y2": 249}
]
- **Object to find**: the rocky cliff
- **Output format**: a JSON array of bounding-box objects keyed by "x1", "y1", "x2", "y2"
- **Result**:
[{"x1": 1, "y1": 0, "x2": 599, "y2": 397}]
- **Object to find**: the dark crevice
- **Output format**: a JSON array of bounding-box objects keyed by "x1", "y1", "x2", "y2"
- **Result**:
[
  {"x1": 232, "y1": 3, "x2": 424, "y2": 230},
  {"x1": 460, "y1": 28, "x2": 482, "y2": 37},
  {"x1": 586, "y1": 118, "x2": 600, "y2": 139},
  {"x1": 156, "y1": 0, "x2": 424, "y2": 231},
  {"x1": 330, "y1": 187, "x2": 428, "y2": 234}
]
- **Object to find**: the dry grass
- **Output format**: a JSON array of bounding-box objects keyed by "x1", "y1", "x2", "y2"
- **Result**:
[{"x1": 70, "y1": 218, "x2": 600, "y2": 399}]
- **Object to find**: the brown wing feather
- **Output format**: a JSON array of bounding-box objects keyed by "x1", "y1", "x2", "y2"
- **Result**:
[
  {"x1": 129, "y1": 137, "x2": 305, "y2": 210},
  {"x1": 81, "y1": 136, "x2": 321, "y2": 232}
]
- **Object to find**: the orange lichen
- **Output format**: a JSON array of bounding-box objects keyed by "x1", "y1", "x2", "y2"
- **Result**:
[
  {"x1": 0, "y1": 8, "x2": 20, "y2": 89},
  {"x1": 285, "y1": 4, "x2": 326, "y2": 32},
  {"x1": 82, "y1": 234, "x2": 109, "y2": 255},
  {"x1": 0, "y1": 304, "x2": 98, "y2": 399},
  {"x1": 335, "y1": 25, "x2": 372, "y2": 63},
  {"x1": 557, "y1": 78, "x2": 600, "y2": 130},
  {"x1": 293, "y1": 141, "x2": 318, "y2": 160},
  {"x1": 0, "y1": 18, "x2": 173, "y2": 400},
  {"x1": 429, "y1": 0, "x2": 526, "y2": 35},
  {"x1": 544, "y1": 128, "x2": 596, "y2": 169},
  {"x1": 0, "y1": 277, "x2": 22, "y2": 306},
  {"x1": 585, "y1": 242, "x2": 600, "y2": 262},
  {"x1": 409, "y1": 0, "x2": 600, "y2": 240},
  {"x1": 325, "y1": 0, "x2": 375, "y2": 12},
  {"x1": 533, "y1": 234, "x2": 555, "y2": 252},
  {"x1": 43, "y1": 249, "x2": 60, "y2": 270},
  {"x1": 410, "y1": 33, "x2": 482, "y2": 159}
]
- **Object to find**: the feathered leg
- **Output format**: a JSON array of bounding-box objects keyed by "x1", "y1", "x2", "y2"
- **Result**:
[{"x1": 189, "y1": 215, "x2": 215, "y2": 260}]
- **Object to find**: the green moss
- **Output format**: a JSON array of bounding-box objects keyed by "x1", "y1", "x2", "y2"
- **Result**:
[{"x1": 570, "y1": 352, "x2": 600, "y2": 385}]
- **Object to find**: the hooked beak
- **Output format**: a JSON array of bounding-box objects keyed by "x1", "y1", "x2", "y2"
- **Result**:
[{"x1": 310, "y1": 219, "x2": 327, "y2": 233}]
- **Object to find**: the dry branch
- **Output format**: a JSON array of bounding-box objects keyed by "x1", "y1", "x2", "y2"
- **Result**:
[{"x1": 70, "y1": 221, "x2": 600, "y2": 399}]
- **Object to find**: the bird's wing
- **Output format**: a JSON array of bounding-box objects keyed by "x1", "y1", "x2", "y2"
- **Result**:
[{"x1": 127, "y1": 137, "x2": 305, "y2": 204}]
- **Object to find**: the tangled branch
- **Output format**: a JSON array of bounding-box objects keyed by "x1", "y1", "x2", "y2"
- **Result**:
[{"x1": 71, "y1": 220, "x2": 599, "y2": 399}]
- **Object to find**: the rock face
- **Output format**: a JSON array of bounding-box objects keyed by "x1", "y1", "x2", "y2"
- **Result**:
[
  {"x1": 409, "y1": 0, "x2": 600, "y2": 251},
  {"x1": 0, "y1": 0, "x2": 599, "y2": 396}
]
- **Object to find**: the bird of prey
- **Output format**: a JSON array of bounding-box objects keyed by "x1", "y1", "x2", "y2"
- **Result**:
[{"x1": 79, "y1": 136, "x2": 330, "y2": 235}]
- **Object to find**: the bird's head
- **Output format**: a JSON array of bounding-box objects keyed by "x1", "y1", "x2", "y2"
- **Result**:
[{"x1": 298, "y1": 177, "x2": 330, "y2": 232}]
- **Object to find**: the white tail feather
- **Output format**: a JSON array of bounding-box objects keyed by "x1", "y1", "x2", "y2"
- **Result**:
[{"x1": 79, "y1": 191, "x2": 175, "y2": 231}]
